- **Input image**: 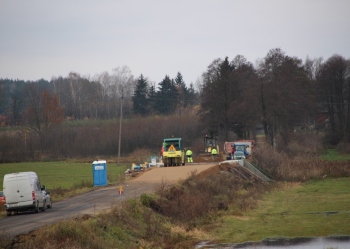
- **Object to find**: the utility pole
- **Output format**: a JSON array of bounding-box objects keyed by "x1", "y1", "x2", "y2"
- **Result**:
[{"x1": 117, "y1": 89, "x2": 123, "y2": 165}]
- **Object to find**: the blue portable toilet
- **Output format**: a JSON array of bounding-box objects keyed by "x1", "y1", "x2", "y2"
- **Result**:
[{"x1": 92, "y1": 160, "x2": 108, "y2": 186}]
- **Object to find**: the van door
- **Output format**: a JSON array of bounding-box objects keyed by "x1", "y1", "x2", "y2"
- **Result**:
[
  {"x1": 33, "y1": 177, "x2": 44, "y2": 205},
  {"x1": 18, "y1": 174, "x2": 34, "y2": 203},
  {"x1": 4, "y1": 174, "x2": 32, "y2": 204}
]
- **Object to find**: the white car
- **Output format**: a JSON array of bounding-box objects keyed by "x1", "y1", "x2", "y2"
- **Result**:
[{"x1": 233, "y1": 151, "x2": 246, "y2": 160}]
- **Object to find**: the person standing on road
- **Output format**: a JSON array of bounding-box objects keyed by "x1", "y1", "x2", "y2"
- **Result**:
[
  {"x1": 160, "y1": 145, "x2": 164, "y2": 162},
  {"x1": 231, "y1": 143, "x2": 235, "y2": 160},
  {"x1": 211, "y1": 147, "x2": 217, "y2": 161},
  {"x1": 41, "y1": 185, "x2": 47, "y2": 196},
  {"x1": 186, "y1": 148, "x2": 193, "y2": 163}
]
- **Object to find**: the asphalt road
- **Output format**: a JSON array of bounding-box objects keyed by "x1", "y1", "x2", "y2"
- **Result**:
[{"x1": 0, "y1": 162, "x2": 216, "y2": 238}]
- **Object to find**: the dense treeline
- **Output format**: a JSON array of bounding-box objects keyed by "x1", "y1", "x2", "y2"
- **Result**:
[
  {"x1": 200, "y1": 49, "x2": 350, "y2": 145},
  {"x1": 0, "y1": 48, "x2": 349, "y2": 162},
  {"x1": 0, "y1": 69, "x2": 198, "y2": 122}
]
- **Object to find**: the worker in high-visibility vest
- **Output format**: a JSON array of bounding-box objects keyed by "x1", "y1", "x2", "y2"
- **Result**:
[
  {"x1": 211, "y1": 147, "x2": 218, "y2": 161},
  {"x1": 186, "y1": 149, "x2": 193, "y2": 163}
]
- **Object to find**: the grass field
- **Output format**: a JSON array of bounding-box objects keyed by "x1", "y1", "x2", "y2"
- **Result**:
[
  {"x1": 1, "y1": 159, "x2": 350, "y2": 248},
  {"x1": 0, "y1": 161, "x2": 129, "y2": 215},
  {"x1": 211, "y1": 177, "x2": 350, "y2": 243},
  {"x1": 319, "y1": 149, "x2": 350, "y2": 161},
  {"x1": 0, "y1": 161, "x2": 129, "y2": 190}
]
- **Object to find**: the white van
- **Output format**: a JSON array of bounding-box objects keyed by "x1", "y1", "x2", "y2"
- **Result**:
[{"x1": 3, "y1": 171, "x2": 46, "y2": 216}]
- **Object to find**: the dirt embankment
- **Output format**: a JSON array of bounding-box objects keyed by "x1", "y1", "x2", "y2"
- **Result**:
[
  {"x1": 129, "y1": 163, "x2": 218, "y2": 185},
  {"x1": 128, "y1": 158, "x2": 266, "y2": 188}
]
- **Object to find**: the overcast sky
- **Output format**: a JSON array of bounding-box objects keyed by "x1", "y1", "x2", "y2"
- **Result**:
[{"x1": 1, "y1": 0, "x2": 349, "y2": 85}]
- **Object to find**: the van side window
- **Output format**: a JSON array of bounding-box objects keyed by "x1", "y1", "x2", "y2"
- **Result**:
[{"x1": 34, "y1": 180, "x2": 40, "y2": 191}]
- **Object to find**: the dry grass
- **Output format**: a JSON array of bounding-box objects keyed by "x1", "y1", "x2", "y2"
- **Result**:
[
  {"x1": 127, "y1": 148, "x2": 153, "y2": 164},
  {"x1": 146, "y1": 170, "x2": 272, "y2": 230},
  {"x1": 336, "y1": 141, "x2": 350, "y2": 154},
  {"x1": 0, "y1": 166, "x2": 272, "y2": 249},
  {"x1": 277, "y1": 132, "x2": 323, "y2": 157},
  {"x1": 2, "y1": 133, "x2": 350, "y2": 248},
  {"x1": 252, "y1": 143, "x2": 350, "y2": 181}
]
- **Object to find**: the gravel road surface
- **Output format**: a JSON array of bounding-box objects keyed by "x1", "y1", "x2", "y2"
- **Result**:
[{"x1": 0, "y1": 163, "x2": 216, "y2": 238}]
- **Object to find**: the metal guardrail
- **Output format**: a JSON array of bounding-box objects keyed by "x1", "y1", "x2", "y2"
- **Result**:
[
  {"x1": 219, "y1": 159, "x2": 272, "y2": 182},
  {"x1": 243, "y1": 160, "x2": 272, "y2": 182}
]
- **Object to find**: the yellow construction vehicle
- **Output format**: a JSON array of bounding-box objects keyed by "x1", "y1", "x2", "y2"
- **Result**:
[
  {"x1": 197, "y1": 135, "x2": 220, "y2": 160},
  {"x1": 162, "y1": 137, "x2": 185, "y2": 166},
  {"x1": 203, "y1": 135, "x2": 219, "y2": 155}
]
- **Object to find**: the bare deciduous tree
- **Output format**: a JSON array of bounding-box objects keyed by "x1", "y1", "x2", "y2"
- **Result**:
[
  {"x1": 257, "y1": 48, "x2": 316, "y2": 146},
  {"x1": 318, "y1": 55, "x2": 350, "y2": 143},
  {"x1": 96, "y1": 71, "x2": 113, "y2": 119},
  {"x1": 200, "y1": 56, "x2": 259, "y2": 140},
  {"x1": 111, "y1": 66, "x2": 135, "y2": 117},
  {"x1": 24, "y1": 83, "x2": 64, "y2": 151}
]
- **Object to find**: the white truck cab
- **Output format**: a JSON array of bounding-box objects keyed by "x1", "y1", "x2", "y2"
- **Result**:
[{"x1": 3, "y1": 171, "x2": 46, "y2": 216}]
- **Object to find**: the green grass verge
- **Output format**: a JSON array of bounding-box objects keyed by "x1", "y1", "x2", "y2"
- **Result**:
[
  {"x1": 0, "y1": 161, "x2": 129, "y2": 216},
  {"x1": 212, "y1": 177, "x2": 350, "y2": 243},
  {"x1": 319, "y1": 149, "x2": 350, "y2": 161},
  {"x1": 0, "y1": 161, "x2": 129, "y2": 189}
]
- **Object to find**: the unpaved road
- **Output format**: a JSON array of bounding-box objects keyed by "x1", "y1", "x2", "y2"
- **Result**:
[{"x1": 0, "y1": 163, "x2": 217, "y2": 238}]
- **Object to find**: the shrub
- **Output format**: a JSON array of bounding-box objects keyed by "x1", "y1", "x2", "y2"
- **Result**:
[
  {"x1": 252, "y1": 145, "x2": 350, "y2": 181},
  {"x1": 128, "y1": 148, "x2": 153, "y2": 164},
  {"x1": 0, "y1": 231, "x2": 11, "y2": 249},
  {"x1": 336, "y1": 141, "x2": 350, "y2": 154},
  {"x1": 276, "y1": 131, "x2": 323, "y2": 157},
  {"x1": 150, "y1": 171, "x2": 267, "y2": 229},
  {"x1": 252, "y1": 144, "x2": 286, "y2": 177},
  {"x1": 140, "y1": 193, "x2": 157, "y2": 208}
]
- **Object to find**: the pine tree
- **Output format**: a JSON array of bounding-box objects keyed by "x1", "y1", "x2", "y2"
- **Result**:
[
  {"x1": 201, "y1": 57, "x2": 235, "y2": 139},
  {"x1": 147, "y1": 83, "x2": 157, "y2": 114},
  {"x1": 155, "y1": 75, "x2": 178, "y2": 115},
  {"x1": 132, "y1": 74, "x2": 149, "y2": 115},
  {"x1": 174, "y1": 72, "x2": 186, "y2": 88},
  {"x1": 186, "y1": 82, "x2": 197, "y2": 106},
  {"x1": 174, "y1": 72, "x2": 188, "y2": 108}
]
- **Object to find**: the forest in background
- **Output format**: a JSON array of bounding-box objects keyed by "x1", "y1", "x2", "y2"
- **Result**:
[{"x1": 0, "y1": 48, "x2": 349, "y2": 162}]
